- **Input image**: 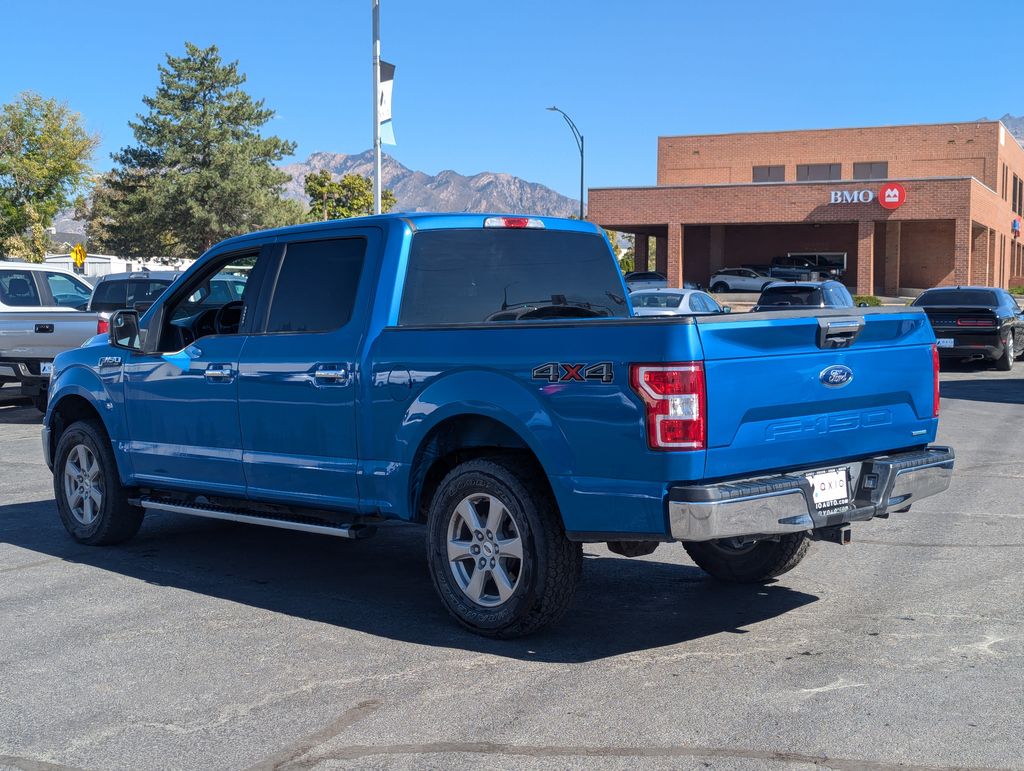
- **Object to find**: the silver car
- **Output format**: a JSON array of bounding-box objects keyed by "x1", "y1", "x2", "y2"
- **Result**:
[
  {"x1": 624, "y1": 271, "x2": 668, "y2": 291},
  {"x1": 631, "y1": 288, "x2": 730, "y2": 317},
  {"x1": 709, "y1": 268, "x2": 772, "y2": 293}
]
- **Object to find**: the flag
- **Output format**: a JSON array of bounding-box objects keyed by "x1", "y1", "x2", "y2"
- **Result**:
[{"x1": 379, "y1": 60, "x2": 396, "y2": 145}]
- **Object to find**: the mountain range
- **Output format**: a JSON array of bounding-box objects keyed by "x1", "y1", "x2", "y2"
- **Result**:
[{"x1": 279, "y1": 150, "x2": 578, "y2": 217}]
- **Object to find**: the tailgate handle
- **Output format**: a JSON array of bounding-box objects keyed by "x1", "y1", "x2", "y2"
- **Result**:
[
  {"x1": 34, "y1": 323, "x2": 54, "y2": 333},
  {"x1": 817, "y1": 317, "x2": 864, "y2": 349}
]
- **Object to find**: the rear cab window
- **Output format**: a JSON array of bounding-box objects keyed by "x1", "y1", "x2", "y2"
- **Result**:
[
  {"x1": 758, "y1": 286, "x2": 823, "y2": 307},
  {"x1": 400, "y1": 229, "x2": 629, "y2": 325}
]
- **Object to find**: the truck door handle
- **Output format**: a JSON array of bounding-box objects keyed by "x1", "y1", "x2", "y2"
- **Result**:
[
  {"x1": 314, "y1": 365, "x2": 349, "y2": 385},
  {"x1": 204, "y1": 365, "x2": 234, "y2": 380},
  {"x1": 34, "y1": 323, "x2": 54, "y2": 333}
]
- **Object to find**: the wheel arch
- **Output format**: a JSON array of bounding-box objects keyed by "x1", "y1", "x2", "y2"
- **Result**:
[{"x1": 47, "y1": 369, "x2": 130, "y2": 482}]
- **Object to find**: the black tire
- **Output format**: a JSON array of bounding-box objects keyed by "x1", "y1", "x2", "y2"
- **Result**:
[
  {"x1": 425, "y1": 456, "x2": 582, "y2": 638},
  {"x1": 996, "y1": 334, "x2": 1014, "y2": 371},
  {"x1": 53, "y1": 419, "x2": 143, "y2": 545},
  {"x1": 31, "y1": 394, "x2": 48, "y2": 413},
  {"x1": 683, "y1": 533, "x2": 810, "y2": 583},
  {"x1": 710, "y1": 282, "x2": 728, "y2": 293}
]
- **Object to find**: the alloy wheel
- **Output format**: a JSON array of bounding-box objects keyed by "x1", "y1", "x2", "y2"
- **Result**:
[
  {"x1": 63, "y1": 443, "x2": 103, "y2": 526},
  {"x1": 446, "y1": 493, "x2": 524, "y2": 607}
]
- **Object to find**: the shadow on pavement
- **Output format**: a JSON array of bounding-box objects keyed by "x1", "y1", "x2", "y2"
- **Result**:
[
  {"x1": 941, "y1": 378, "x2": 1024, "y2": 405},
  {"x1": 0, "y1": 402, "x2": 41, "y2": 425},
  {"x1": 0, "y1": 499, "x2": 817, "y2": 663}
]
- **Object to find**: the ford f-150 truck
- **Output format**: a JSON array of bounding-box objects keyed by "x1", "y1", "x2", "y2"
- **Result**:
[{"x1": 42, "y1": 213, "x2": 955, "y2": 637}]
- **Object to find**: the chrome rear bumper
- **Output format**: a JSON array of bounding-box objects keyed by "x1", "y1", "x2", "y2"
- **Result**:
[{"x1": 668, "y1": 446, "x2": 954, "y2": 542}]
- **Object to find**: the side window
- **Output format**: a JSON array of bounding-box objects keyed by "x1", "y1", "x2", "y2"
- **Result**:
[
  {"x1": 45, "y1": 273, "x2": 93, "y2": 308},
  {"x1": 265, "y1": 238, "x2": 366, "y2": 334},
  {"x1": 688, "y1": 295, "x2": 702, "y2": 312},
  {"x1": 0, "y1": 270, "x2": 41, "y2": 307}
]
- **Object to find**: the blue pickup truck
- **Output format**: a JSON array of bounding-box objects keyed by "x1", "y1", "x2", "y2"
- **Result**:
[{"x1": 42, "y1": 213, "x2": 954, "y2": 637}]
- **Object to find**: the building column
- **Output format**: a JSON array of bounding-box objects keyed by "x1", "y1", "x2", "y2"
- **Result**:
[
  {"x1": 666, "y1": 224, "x2": 684, "y2": 287},
  {"x1": 971, "y1": 225, "x2": 990, "y2": 285},
  {"x1": 953, "y1": 218, "x2": 971, "y2": 285},
  {"x1": 855, "y1": 221, "x2": 874, "y2": 296},
  {"x1": 884, "y1": 221, "x2": 901, "y2": 296},
  {"x1": 709, "y1": 225, "x2": 726, "y2": 274},
  {"x1": 634, "y1": 235, "x2": 649, "y2": 271},
  {"x1": 654, "y1": 234, "x2": 668, "y2": 276}
]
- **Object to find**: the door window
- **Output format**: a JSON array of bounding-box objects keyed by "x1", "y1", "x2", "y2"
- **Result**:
[
  {"x1": 45, "y1": 273, "x2": 93, "y2": 307},
  {"x1": 0, "y1": 270, "x2": 41, "y2": 306},
  {"x1": 265, "y1": 238, "x2": 366, "y2": 334}
]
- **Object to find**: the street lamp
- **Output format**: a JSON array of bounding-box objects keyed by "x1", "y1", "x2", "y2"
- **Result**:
[{"x1": 547, "y1": 106, "x2": 584, "y2": 220}]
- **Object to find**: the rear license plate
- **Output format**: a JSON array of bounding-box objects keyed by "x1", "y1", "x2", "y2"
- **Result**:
[
  {"x1": 806, "y1": 467, "x2": 850, "y2": 515},
  {"x1": 936, "y1": 338, "x2": 954, "y2": 348},
  {"x1": 40, "y1": 362, "x2": 53, "y2": 376}
]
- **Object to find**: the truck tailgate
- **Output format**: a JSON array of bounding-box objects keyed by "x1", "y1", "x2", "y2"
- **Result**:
[
  {"x1": 0, "y1": 310, "x2": 99, "y2": 360},
  {"x1": 695, "y1": 308, "x2": 937, "y2": 480}
]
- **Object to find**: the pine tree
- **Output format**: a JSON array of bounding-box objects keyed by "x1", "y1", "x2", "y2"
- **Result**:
[{"x1": 89, "y1": 42, "x2": 302, "y2": 258}]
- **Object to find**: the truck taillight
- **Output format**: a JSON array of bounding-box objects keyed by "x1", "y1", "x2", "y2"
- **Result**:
[
  {"x1": 483, "y1": 216, "x2": 544, "y2": 229},
  {"x1": 932, "y1": 344, "x2": 940, "y2": 418},
  {"x1": 97, "y1": 318, "x2": 109, "y2": 335},
  {"x1": 630, "y1": 363, "x2": 706, "y2": 451},
  {"x1": 956, "y1": 318, "x2": 992, "y2": 327}
]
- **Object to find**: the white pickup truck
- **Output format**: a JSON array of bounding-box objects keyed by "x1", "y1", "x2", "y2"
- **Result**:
[{"x1": 0, "y1": 263, "x2": 98, "y2": 410}]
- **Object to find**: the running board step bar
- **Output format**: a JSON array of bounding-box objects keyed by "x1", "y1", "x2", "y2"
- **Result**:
[{"x1": 138, "y1": 498, "x2": 375, "y2": 539}]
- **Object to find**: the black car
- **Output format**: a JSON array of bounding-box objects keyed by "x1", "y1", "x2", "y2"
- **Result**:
[
  {"x1": 752, "y1": 280, "x2": 856, "y2": 312},
  {"x1": 912, "y1": 286, "x2": 1024, "y2": 370}
]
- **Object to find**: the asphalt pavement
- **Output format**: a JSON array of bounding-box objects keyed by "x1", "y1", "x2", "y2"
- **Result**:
[{"x1": 0, "y1": 365, "x2": 1022, "y2": 770}]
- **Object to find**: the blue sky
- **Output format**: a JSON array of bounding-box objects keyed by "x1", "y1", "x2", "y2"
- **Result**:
[{"x1": 1, "y1": 0, "x2": 1015, "y2": 201}]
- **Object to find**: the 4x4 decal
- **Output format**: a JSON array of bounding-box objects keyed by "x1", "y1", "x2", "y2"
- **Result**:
[{"x1": 532, "y1": 361, "x2": 614, "y2": 383}]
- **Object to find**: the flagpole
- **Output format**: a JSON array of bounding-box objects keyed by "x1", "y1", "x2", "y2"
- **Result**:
[{"x1": 372, "y1": 0, "x2": 381, "y2": 215}]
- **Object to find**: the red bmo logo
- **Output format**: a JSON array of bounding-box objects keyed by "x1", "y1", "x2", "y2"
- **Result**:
[{"x1": 879, "y1": 182, "x2": 906, "y2": 209}]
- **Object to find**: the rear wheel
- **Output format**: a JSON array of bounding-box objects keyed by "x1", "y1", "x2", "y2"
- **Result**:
[
  {"x1": 996, "y1": 334, "x2": 1014, "y2": 371},
  {"x1": 31, "y1": 394, "x2": 48, "y2": 413},
  {"x1": 683, "y1": 534, "x2": 810, "y2": 583},
  {"x1": 710, "y1": 282, "x2": 728, "y2": 293},
  {"x1": 53, "y1": 419, "x2": 143, "y2": 545},
  {"x1": 425, "y1": 457, "x2": 582, "y2": 638}
]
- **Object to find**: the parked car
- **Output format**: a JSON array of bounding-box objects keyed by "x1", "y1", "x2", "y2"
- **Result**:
[
  {"x1": 631, "y1": 288, "x2": 729, "y2": 316},
  {"x1": 771, "y1": 255, "x2": 842, "y2": 280},
  {"x1": 43, "y1": 213, "x2": 954, "y2": 638},
  {"x1": 709, "y1": 268, "x2": 774, "y2": 293},
  {"x1": 911, "y1": 286, "x2": 1024, "y2": 371},
  {"x1": 88, "y1": 270, "x2": 247, "y2": 331},
  {"x1": 624, "y1": 270, "x2": 668, "y2": 291},
  {"x1": 0, "y1": 263, "x2": 97, "y2": 404},
  {"x1": 752, "y1": 280, "x2": 856, "y2": 312}
]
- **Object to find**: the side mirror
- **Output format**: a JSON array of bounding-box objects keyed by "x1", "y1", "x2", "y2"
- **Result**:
[
  {"x1": 722, "y1": 306, "x2": 732, "y2": 314},
  {"x1": 109, "y1": 309, "x2": 142, "y2": 351}
]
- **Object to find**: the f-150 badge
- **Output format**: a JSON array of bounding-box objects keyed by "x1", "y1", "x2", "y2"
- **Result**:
[{"x1": 532, "y1": 362, "x2": 614, "y2": 383}]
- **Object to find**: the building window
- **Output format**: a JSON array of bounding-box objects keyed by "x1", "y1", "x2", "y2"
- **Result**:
[
  {"x1": 1003, "y1": 164, "x2": 1009, "y2": 201},
  {"x1": 852, "y1": 161, "x2": 888, "y2": 180},
  {"x1": 752, "y1": 165, "x2": 785, "y2": 183},
  {"x1": 796, "y1": 163, "x2": 841, "y2": 181},
  {"x1": 1014, "y1": 175, "x2": 1022, "y2": 216}
]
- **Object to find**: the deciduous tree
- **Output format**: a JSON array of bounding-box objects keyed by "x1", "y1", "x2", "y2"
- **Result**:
[
  {"x1": 304, "y1": 169, "x2": 396, "y2": 221},
  {"x1": 0, "y1": 92, "x2": 98, "y2": 261}
]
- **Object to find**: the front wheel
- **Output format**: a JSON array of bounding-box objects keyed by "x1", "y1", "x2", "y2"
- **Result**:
[
  {"x1": 425, "y1": 457, "x2": 582, "y2": 638},
  {"x1": 996, "y1": 334, "x2": 1015, "y2": 371},
  {"x1": 710, "y1": 282, "x2": 728, "y2": 293},
  {"x1": 53, "y1": 419, "x2": 143, "y2": 545},
  {"x1": 683, "y1": 533, "x2": 810, "y2": 583}
]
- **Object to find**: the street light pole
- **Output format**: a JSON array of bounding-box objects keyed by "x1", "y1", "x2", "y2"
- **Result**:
[{"x1": 547, "y1": 106, "x2": 584, "y2": 220}]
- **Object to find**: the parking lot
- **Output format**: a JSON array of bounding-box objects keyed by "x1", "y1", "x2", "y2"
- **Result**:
[{"x1": 1, "y1": 366, "x2": 1022, "y2": 771}]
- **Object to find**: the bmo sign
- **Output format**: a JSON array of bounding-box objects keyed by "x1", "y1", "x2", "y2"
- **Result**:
[
  {"x1": 829, "y1": 189, "x2": 875, "y2": 204},
  {"x1": 828, "y1": 182, "x2": 907, "y2": 209}
]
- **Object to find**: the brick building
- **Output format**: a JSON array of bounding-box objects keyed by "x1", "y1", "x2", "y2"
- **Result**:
[{"x1": 588, "y1": 121, "x2": 1024, "y2": 295}]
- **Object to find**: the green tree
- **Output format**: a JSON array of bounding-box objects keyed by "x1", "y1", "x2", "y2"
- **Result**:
[
  {"x1": 0, "y1": 92, "x2": 98, "y2": 261},
  {"x1": 87, "y1": 42, "x2": 302, "y2": 259},
  {"x1": 304, "y1": 169, "x2": 396, "y2": 221}
]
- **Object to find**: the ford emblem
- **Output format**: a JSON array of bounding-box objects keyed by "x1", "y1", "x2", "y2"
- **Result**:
[{"x1": 820, "y1": 365, "x2": 853, "y2": 388}]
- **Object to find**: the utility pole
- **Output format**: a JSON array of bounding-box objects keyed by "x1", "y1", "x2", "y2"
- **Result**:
[{"x1": 372, "y1": 0, "x2": 382, "y2": 214}]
